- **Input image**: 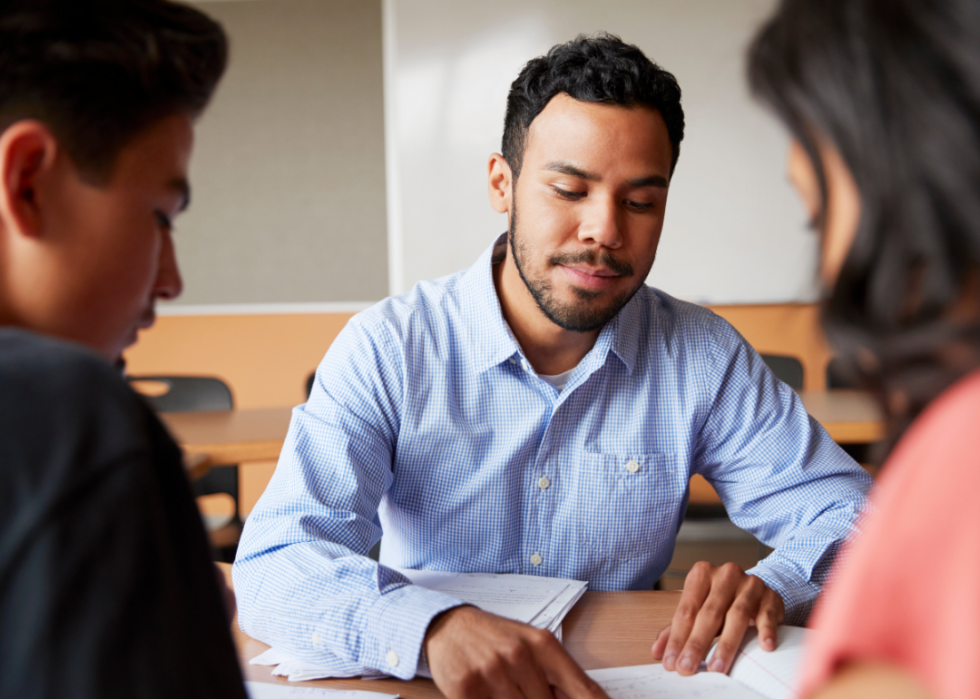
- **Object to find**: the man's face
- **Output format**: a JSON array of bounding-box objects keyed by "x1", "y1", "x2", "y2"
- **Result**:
[
  {"x1": 28, "y1": 113, "x2": 192, "y2": 360},
  {"x1": 506, "y1": 94, "x2": 672, "y2": 332}
]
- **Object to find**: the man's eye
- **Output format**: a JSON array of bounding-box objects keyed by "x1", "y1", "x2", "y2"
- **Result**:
[
  {"x1": 155, "y1": 211, "x2": 173, "y2": 232},
  {"x1": 553, "y1": 187, "x2": 585, "y2": 200},
  {"x1": 625, "y1": 200, "x2": 654, "y2": 212}
]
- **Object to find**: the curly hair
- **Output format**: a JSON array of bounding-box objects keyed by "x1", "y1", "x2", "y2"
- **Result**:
[{"x1": 502, "y1": 32, "x2": 685, "y2": 179}]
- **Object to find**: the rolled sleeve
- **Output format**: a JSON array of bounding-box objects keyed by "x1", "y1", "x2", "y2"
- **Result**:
[{"x1": 696, "y1": 324, "x2": 872, "y2": 621}]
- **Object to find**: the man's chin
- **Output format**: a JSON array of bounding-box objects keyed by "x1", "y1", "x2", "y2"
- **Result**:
[{"x1": 541, "y1": 284, "x2": 640, "y2": 333}]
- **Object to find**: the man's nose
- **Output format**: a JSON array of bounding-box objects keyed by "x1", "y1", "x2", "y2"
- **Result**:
[
  {"x1": 577, "y1": 196, "x2": 623, "y2": 249},
  {"x1": 154, "y1": 230, "x2": 183, "y2": 300}
]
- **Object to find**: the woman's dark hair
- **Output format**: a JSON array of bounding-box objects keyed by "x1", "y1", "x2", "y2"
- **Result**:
[
  {"x1": 0, "y1": 0, "x2": 227, "y2": 183},
  {"x1": 503, "y1": 32, "x2": 685, "y2": 179},
  {"x1": 748, "y1": 0, "x2": 980, "y2": 458}
]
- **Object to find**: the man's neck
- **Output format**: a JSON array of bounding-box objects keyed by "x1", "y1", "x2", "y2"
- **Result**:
[{"x1": 493, "y1": 252, "x2": 601, "y2": 376}]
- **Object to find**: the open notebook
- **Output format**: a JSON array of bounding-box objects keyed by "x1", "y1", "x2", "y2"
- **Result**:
[{"x1": 588, "y1": 626, "x2": 811, "y2": 699}]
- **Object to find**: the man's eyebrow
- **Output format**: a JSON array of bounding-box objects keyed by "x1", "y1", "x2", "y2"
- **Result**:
[
  {"x1": 543, "y1": 161, "x2": 668, "y2": 188},
  {"x1": 170, "y1": 178, "x2": 191, "y2": 212},
  {"x1": 543, "y1": 161, "x2": 601, "y2": 182},
  {"x1": 629, "y1": 175, "x2": 668, "y2": 189}
]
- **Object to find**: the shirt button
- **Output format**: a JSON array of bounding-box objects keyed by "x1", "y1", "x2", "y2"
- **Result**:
[
  {"x1": 537, "y1": 476, "x2": 551, "y2": 490},
  {"x1": 509, "y1": 357, "x2": 516, "y2": 364},
  {"x1": 311, "y1": 632, "x2": 320, "y2": 645},
  {"x1": 625, "y1": 460, "x2": 641, "y2": 473},
  {"x1": 521, "y1": 358, "x2": 531, "y2": 372},
  {"x1": 530, "y1": 553, "x2": 543, "y2": 566},
  {"x1": 386, "y1": 649, "x2": 400, "y2": 668}
]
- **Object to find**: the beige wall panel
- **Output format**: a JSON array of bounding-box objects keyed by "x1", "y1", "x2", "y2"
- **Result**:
[
  {"x1": 172, "y1": 0, "x2": 388, "y2": 305},
  {"x1": 124, "y1": 313, "x2": 356, "y2": 409},
  {"x1": 124, "y1": 304, "x2": 829, "y2": 410}
]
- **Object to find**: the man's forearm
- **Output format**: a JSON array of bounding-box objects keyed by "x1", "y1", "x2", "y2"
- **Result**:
[{"x1": 233, "y1": 543, "x2": 464, "y2": 679}]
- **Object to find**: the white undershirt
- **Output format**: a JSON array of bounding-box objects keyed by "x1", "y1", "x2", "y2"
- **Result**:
[
  {"x1": 538, "y1": 368, "x2": 575, "y2": 393},
  {"x1": 501, "y1": 319, "x2": 577, "y2": 392}
]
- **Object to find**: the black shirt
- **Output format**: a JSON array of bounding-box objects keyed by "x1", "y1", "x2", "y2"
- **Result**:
[{"x1": 0, "y1": 329, "x2": 247, "y2": 699}]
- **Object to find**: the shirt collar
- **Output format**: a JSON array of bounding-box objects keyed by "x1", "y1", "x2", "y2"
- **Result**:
[
  {"x1": 459, "y1": 233, "x2": 644, "y2": 377},
  {"x1": 459, "y1": 234, "x2": 522, "y2": 374},
  {"x1": 608, "y1": 291, "x2": 643, "y2": 376}
]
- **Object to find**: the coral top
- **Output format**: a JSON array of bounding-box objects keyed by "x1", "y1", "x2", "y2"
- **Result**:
[{"x1": 800, "y1": 370, "x2": 980, "y2": 699}]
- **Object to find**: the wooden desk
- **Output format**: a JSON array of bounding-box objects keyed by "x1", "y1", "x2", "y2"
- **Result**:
[
  {"x1": 229, "y1": 567, "x2": 681, "y2": 698},
  {"x1": 798, "y1": 390, "x2": 884, "y2": 444},
  {"x1": 162, "y1": 407, "x2": 293, "y2": 464}
]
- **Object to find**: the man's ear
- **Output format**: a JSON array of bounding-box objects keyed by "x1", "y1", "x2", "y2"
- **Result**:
[
  {"x1": 0, "y1": 120, "x2": 59, "y2": 240},
  {"x1": 488, "y1": 153, "x2": 513, "y2": 215}
]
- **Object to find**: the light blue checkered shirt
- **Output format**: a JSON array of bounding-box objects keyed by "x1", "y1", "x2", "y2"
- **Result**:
[{"x1": 234, "y1": 236, "x2": 871, "y2": 679}]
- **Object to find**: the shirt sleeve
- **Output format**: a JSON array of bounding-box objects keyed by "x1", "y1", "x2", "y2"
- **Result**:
[
  {"x1": 692, "y1": 324, "x2": 873, "y2": 624},
  {"x1": 234, "y1": 313, "x2": 465, "y2": 679}
]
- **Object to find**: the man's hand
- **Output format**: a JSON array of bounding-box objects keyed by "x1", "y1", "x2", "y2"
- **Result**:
[
  {"x1": 424, "y1": 606, "x2": 610, "y2": 699},
  {"x1": 651, "y1": 562, "x2": 784, "y2": 676}
]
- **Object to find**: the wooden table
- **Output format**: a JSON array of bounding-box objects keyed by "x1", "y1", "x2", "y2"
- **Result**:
[
  {"x1": 798, "y1": 390, "x2": 883, "y2": 444},
  {"x1": 162, "y1": 407, "x2": 294, "y2": 464},
  {"x1": 223, "y1": 563, "x2": 682, "y2": 699}
]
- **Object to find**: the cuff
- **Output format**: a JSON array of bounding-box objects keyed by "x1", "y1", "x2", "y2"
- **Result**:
[
  {"x1": 361, "y1": 583, "x2": 466, "y2": 679},
  {"x1": 746, "y1": 561, "x2": 820, "y2": 626}
]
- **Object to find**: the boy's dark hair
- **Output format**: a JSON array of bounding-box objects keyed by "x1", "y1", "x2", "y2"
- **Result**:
[
  {"x1": 502, "y1": 32, "x2": 685, "y2": 179},
  {"x1": 0, "y1": 0, "x2": 227, "y2": 183}
]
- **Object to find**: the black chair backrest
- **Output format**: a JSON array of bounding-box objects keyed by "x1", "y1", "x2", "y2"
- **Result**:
[
  {"x1": 826, "y1": 356, "x2": 855, "y2": 389},
  {"x1": 127, "y1": 375, "x2": 233, "y2": 413},
  {"x1": 760, "y1": 354, "x2": 804, "y2": 391}
]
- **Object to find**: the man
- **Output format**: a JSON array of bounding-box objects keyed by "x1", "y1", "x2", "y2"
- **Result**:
[
  {"x1": 236, "y1": 34, "x2": 871, "y2": 698},
  {"x1": 0, "y1": 2, "x2": 247, "y2": 697}
]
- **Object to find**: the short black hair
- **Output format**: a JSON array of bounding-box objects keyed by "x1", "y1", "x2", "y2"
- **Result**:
[
  {"x1": 748, "y1": 0, "x2": 980, "y2": 456},
  {"x1": 502, "y1": 32, "x2": 685, "y2": 179},
  {"x1": 0, "y1": 0, "x2": 227, "y2": 183}
]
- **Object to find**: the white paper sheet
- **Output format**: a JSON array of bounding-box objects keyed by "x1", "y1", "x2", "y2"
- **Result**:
[
  {"x1": 528, "y1": 579, "x2": 587, "y2": 632},
  {"x1": 394, "y1": 568, "x2": 569, "y2": 623},
  {"x1": 588, "y1": 664, "x2": 760, "y2": 699},
  {"x1": 722, "y1": 626, "x2": 809, "y2": 699},
  {"x1": 245, "y1": 680, "x2": 398, "y2": 699}
]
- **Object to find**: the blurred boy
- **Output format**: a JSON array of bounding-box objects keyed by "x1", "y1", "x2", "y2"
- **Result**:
[{"x1": 0, "y1": 1, "x2": 247, "y2": 696}]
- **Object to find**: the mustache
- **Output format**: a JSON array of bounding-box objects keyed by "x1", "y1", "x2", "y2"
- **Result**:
[{"x1": 548, "y1": 249, "x2": 634, "y2": 277}]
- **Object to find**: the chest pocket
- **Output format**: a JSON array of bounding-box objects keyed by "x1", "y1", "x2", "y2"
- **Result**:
[{"x1": 572, "y1": 453, "x2": 681, "y2": 561}]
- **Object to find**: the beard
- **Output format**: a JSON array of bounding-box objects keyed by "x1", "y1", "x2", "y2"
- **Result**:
[{"x1": 508, "y1": 194, "x2": 648, "y2": 333}]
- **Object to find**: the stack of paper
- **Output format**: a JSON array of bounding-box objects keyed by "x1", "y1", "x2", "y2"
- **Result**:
[{"x1": 250, "y1": 568, "x2": 588, "y2": 682}]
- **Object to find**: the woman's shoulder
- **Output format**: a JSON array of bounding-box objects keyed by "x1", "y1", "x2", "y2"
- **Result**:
[{"x1": 885, "y1": 369, "x2": 980, "y2": 488}]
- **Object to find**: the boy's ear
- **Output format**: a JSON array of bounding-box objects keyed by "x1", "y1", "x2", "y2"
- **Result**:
[
  {"x1": 0, "y1": 120, "x2": 60, "y2": 240},
  {"x1": 487, "y1": 152, "x2": 513, "y2": 215}
]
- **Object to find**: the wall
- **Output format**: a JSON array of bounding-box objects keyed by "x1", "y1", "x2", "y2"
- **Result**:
[
  {"x1": 125, "y1": 305, "x2": 830, "y2": 408},
  {"x1": 176, "y1": 0, "x2": 388, "y2": 306},
  {"x1": 177, "y1": 1, "x2": 817, "y2": 311}
]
